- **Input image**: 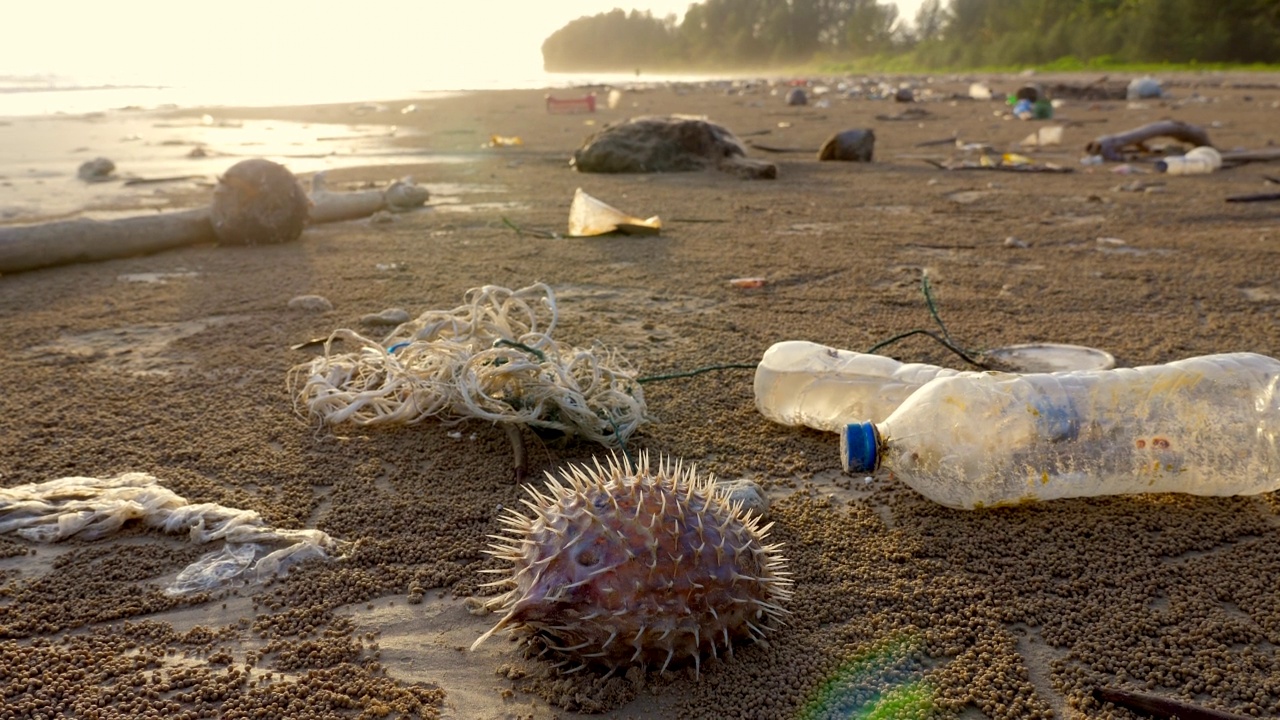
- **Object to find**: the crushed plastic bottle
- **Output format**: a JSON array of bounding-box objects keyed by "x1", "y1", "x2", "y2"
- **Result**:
[
  {"x1": 1126, "y1": 76, "x2": 1163, "y2": 100},
  {"x1": 754, "y1": 340, "x2": 973, "y2": 431},
  {"x1": 1155, "y1": 146, "x2": 1222, "y2": 175},
  {"x1": 840, "y1": 353, "x2": 1280, "y2": 509}
]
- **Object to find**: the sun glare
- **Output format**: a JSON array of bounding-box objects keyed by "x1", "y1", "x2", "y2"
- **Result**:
[{"x1": 3, "y1": 1, "x2": 695, "y2": 86}]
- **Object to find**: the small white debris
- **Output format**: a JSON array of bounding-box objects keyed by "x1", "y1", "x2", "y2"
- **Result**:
[
  {"x1": 716, "y1": 478, "x2": 769, "y2": 519},
  {"x1": 359, "y1": 308, "x2": 411, "y2": 327},
  {"x1": 288, "y1": 295, "x2": 333, "y2": 312}
]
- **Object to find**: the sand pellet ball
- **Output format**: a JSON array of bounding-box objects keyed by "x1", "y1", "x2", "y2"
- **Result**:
[{"x1": 473, "y1": 452, "x2": 792, "y2": 675}]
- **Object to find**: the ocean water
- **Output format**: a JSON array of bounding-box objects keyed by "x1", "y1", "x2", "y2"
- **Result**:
[{"x1": 0, "y1": 69, "x2": 729, "y2": 119}]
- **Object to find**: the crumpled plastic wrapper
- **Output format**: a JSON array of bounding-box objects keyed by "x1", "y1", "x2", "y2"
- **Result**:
[
  {"x1": 0, "y1": 472, "x2": 345, "y2": 595},
  {"x1": 568, "y1": 188, "x2": 661, "y2": 237}
]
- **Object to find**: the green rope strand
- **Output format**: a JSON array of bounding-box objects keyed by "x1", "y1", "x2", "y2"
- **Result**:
[
  {"x1": 607, "y1": 416, "x2": 633, "y2": 466},
  {"x1": 634, "y1": 271, "x2": 988, "y2": 386},
  {"x1": 493, "y1": 338, "x2": 546, "y2": 362},
  {"x1": 636, "y1": 363, "x2": 759, "y2": 384},
  {"x1": 921, "y1": 273, "x2": 957, "y2": 346},
  {"x1": 864, "y1": 329, "x2": 986, "y2": 367}
]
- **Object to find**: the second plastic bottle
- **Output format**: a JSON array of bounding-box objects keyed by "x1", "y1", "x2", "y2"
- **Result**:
[{"x1": 754, "y1": 340, "x2": 974, "y2": 431}]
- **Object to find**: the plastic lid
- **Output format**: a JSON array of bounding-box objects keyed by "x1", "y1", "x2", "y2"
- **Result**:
[{"x1": 841, "y1": 423, "x2": 879, "y2": 473}]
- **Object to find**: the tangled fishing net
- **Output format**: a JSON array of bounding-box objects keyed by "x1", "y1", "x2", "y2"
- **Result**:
[
  {"x1": 0, "y1": 473, "x2": 345, "y2": 595},
  {"x1": 288, "y1": 283, "x2": 648, "y2": 448}
]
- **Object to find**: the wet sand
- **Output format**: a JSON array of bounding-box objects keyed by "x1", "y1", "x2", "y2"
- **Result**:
[{"x1": 1, "y1": 73, "x2": 1279, "y2": 719}]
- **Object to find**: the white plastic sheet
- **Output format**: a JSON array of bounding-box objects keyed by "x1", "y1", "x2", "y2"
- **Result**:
[{"x1": 0, "y1": 473, "x2": 345, "y2": 595}]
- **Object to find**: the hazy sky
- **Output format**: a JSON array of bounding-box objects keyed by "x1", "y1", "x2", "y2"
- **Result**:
[{"x1": 3, "y1": 0, "x2": 926, "y2": 85}]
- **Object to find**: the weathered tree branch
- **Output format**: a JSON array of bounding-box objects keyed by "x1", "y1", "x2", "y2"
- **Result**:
[{"x1": 1085, "y1": 120, "x2": 1212, "y2": 161}]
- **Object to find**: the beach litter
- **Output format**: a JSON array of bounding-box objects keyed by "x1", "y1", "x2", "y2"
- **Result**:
[
  {"x1": 1226, "y1": 192, "x2": 1280, "y2": 203},
  {"x1": 0, "y1": 159, "x2": 431, "y2": 275},
  {"x1": 0, "y1": 473, "x2": 345, "y2": 596},
  {"x1": 838, "y1": 352, "x2": 1280, "y2": 509},
  {"x1": 874, "y1": 107, "x2": 931, "y2": 122},
  {"x1": 924, "y1": 154, "x2": 1072, "y2": 173},
  {"x1": 567, "y1": 188, "x2": 661, "y2": 237},
  {"x1": 570, "y1": 115, "x2": 777, "y2": 179},
  {"x1": 1018, "y1": 125, "x2": 1064, "y2": 148},
  {"x1": 289, "y1": 282, "x2": 648, "y2": 459},
  {"x1": 1085, "y1": 120, "x2": 1212, "y2": 162},
  {"x1": 545, "y1": 93, "x2": 596, "y2": 113},
  {"x1": 1156, "y1": 146, "x2": 1223, "y2": 175},
  {"x1": 76, "y1": 157, "x2": 117, "y2": 183},
  {"x1": 754, "y1": 340, "x2": 1115, "y2": 432},
  {"x1": 817, "y1": 129, "x2": 875, "y2": 162},
  {"x1": 306, "y1": 172, "x2": 429, "y2": 224},
  {"x1": 360, "y1": 307, "x2": 412, "y2": 327},
  {"x1": 1126, "y1": 76, "x2": 1164, "y2": 100}
]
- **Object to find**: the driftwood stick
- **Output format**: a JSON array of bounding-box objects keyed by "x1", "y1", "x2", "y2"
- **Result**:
[
  {"x1": 1225, "y1": 192, "x2": 1280, "y2": 203},
  {"x1": 916, "y1": 135, "x2": 959, "y2": 148},
  {"x1": 1093, "y1": 687, "x2": 1253, "y2": 720},
  {"x1": 122, "y1": 175, "x2": 206, "y2": 186},
  {"x1": 504, "y1": 424, "x2": 527, "y2": 483},
  {"x1": 307, "y1": 174, "x2": 429, "y2": 224},
  {"x1": 0, "y1": 209, "x2": 216, "y2": 275},
  {"x1": 308, "y1": 191, "x2": 388, "y2": 224},
  {"x1": 923, "y1": 159, "x2": 1073, "y2": 173},
  {"x1": 1219, "y1": 148, "x2": 1280, "y2": 165},
  {"x1": 744, "y1": 141, "x2": 812, "y2": 154},
  {"x1": 1085, "y1": 120, "x2": 1212, "y2": 161}
]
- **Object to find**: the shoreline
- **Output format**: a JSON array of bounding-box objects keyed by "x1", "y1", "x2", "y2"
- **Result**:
[{"x1": 6, "y1": 69, "x2": 1279, "y2": 228}]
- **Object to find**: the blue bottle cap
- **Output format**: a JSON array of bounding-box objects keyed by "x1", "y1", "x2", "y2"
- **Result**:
[{"x1": 841, "y1": 422, "x2": 880, "y2": 473}]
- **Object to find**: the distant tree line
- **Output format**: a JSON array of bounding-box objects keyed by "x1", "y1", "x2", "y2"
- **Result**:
[{"x1": 540, "y1": 0, "x2": 1280, "y2": 71}]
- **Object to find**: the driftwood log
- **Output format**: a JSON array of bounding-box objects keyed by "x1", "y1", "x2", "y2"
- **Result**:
[
  {"x1": 0, "y1": 210, "x2": 216, "y2": 275},
  {"x1": 0, "y1": 162, "x2": 430, "y2": 275},
  {"x1": 1086, "y1": 120, "x2": 1212, "y2": 161}
]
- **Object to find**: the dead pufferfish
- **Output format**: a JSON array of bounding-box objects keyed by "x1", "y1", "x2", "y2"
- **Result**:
[{"x1": 471, "y1": 453, "x2": 792, "y2": 675}]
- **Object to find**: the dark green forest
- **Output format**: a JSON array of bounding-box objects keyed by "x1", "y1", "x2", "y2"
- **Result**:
[{"x1": 540, "y1": 0, "x2": 1280, "y2": 72}]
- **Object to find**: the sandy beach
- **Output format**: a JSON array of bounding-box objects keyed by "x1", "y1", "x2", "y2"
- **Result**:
[{"x1": 1, "y1": 73, "x2": 1279, "y2": 719}]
